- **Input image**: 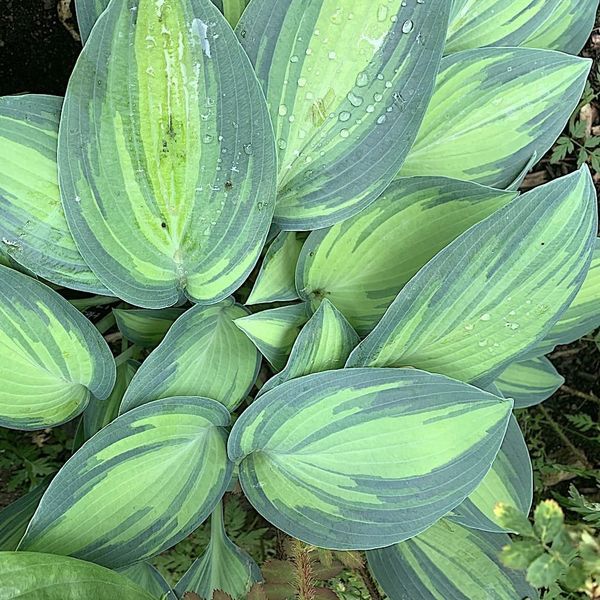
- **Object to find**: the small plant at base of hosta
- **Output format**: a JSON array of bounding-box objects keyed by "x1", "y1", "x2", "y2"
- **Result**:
[{"x1": 0, "y1": 0, "x2": 599, "y2": 599}]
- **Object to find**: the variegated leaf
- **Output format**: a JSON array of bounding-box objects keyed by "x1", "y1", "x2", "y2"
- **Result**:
[
  {"x1": 297, "y1": 177, "x2": 516, "y2": 335},
  {"x1": 0, "y1": 552, "x2": 156, "y2": 600},
  {"x1": 235, "y1": 303, "x2": 310, "y2": 371},
  {"x1": 367, "y1": 520, "x2": 538, "y2": 600},
  {"x1": 0, "y1": 482, "x2": 48, "y2": 551},
  {"x1": 236, "y1": 0, "x2": 450, "y2": 229},
  {"x1": 247, "y1": 232, "x2": 304, "y2": 305},
  {"x1": 526, "y1": 237, "x2": 600, "y2": 358},
  {"x1": 258, "y1": 299, "x2": 359, "y2": 396},
  {"x1": 0, "y1": 94, "x2": 109, "y2": 293},
  {"x1": 449, "y1": 417, "x2": 533, "y2": 533},
  {"x1": 495, "y1": 357, "x2": 564, "y2": 409},
  {"x1": 83, "y1": 360, "x2": 138, "y2": 439},
  {"x1": 228, "y1": 368, "x2": 512, "y2": 550},
  {"x1": 447, "y1": 0, "x2": 598, "y2": 55},
  {"x1": 120, "y1": 301, "x2": 260, "y2": 413},
  {"x1": 62, "y1": 0, "x2": 277, "y2": 307},
  {"x1": 399, "y1": 48, "x2": 590, "y2": 187},
  {"x1": 347, "y1": 168, "x2": 598, "y2": 386},
  {"x1": 174, "y1": 501, "x2": 262, "y2": 599},
  {"x1": 19, "y1": 397, "x2": 232, "y2": 568},
  {"x1": 114, "y1": 308, "x2": 184, "y2": 348},
  {"x1": 0, "y1": 266, "x2": 115, "y2": 430},
  {"x1": 119, "y1": 562, "x2": 176, "y2": 600}
]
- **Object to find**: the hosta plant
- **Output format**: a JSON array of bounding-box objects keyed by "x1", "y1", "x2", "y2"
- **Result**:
[{"x1": 0, "y1": 0, "x2": 599, "y2": 598}]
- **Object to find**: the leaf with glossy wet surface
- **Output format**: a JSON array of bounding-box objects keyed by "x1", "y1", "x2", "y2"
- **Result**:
[
  {"x1": 228, "y1": 368, "x2": 512, "y2": 550},
  {"x1": 235, "y1": 303, "x2": 310, "y2": 371},
  {"x1": 449, "y1": 417, "x2": 533, "y2": 533},
  {"x1": 121, "y1": 301, "x2": 260, "y2": 413},
  {"x1": 367, "y1": 520, "x2": 538, "y2": 600},
  {"x1": 0, "y1": 94, "x2": 109, "y2": 293},
  {"x1": 447, "y1": 0, "x2": 598, "y2": 55},
  {"x1": 20, "y1": 397, "x2": 232, "y2": 568},
  {"x1": 495, "y1": 357, "x2": 564, "y2": 409},
  {"x1": 259, "y1": 299, "x2": 359, "y2": 395},
  {"x1": 399, "y1": 48, "x2": 590, "y2": 187},
  {"x1": 237, "y1": 0, "x2": 451, "y2": 229},
  {"x1": 247, "y1": 232, "x2": 304, "y2": 305},
  {"x1": 62, "y1": 0, "x2": 277, "y2": 308},
  {"x1": 347, "y1": 168, "x2": 598, "y2": 386},
  {"x1": 297, "y1": 177, "x2": 516, "y2": 335},
  {"x1": 0, "y1": 552, "x2": 156, "y2": 600},
  {"x1": 0, "y1": 265, "x2": 115, "y2": 430}
]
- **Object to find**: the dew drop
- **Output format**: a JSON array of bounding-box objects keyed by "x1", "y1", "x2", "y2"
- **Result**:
[
  {"x1": 356, "y1": 72, "x2": 369, "y2": 87},
  {"x1": 339, "y1": 111, "x2": 351, "y2": 122},
  {"x1": 278, "y1": 104, "x2": 288, "y2": 116},
  {"x1": 480, "y1": 313, "x2": 491, "y2": 321},
  {"x1": 340, "y1": 129, "x2": 350, "y2": 138},
  {"x1": 402, "y1": 19, "x2": 414, "y2": 34}
]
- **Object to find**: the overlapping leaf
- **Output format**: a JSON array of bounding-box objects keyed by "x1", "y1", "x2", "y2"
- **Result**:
[
  {"x1": 120, "y1": 562, "x2": 176, "y2": 599},
  {"x1": 121, "y1": 301, "x2": 260, "y2": 413},
  {"x1": 449, "y1": 417, "x2": 533, "y2": 533},
  {"x1": 347, "y1": 168, "x2": 598, "y2": 386},
  {"x1": 114, "y1": 308, "x2": 184, "y2": 348},
  {"x1": 175, "y1": 501, "x2": 262, "y2": 599},
  {"x1": 0, "y1": 266, "x2": 115, "y2": 430},
  {"x1": 235, "y1": 303, "x2": 310, "y2": 371},
  {"x1": 447, "y1": 0, "x2": 598, "y2": 55},
  {"x1": 247, "y1": 232, "x2": 304, "y2": 305},
  {"x1": 19, "y1": 397, "x2": 232, "y2": 568},
  {"x1": 367, "y1": 520, "x2": 538, "y2": 600},
  {"x1": 0, "y1": 552, "x2": 156, "y2": 600},
  {"x1": 495, "y1": 358, "x2": 564, "y2": 409},
  {"x1": 259, "y1": 299, "x2": 358, "y2": 395},
  {"x1": 237, "y1": 0, "x2": 451, "y2": 229},
  {"x1": 228, "y1": 368, "x2": 512, "y2": 550},
  {"x1": 297, "y1": 177, "x2": 516, "y2": 335},
  {"x1": 61, "y1": 0, "x2": 277, "y2": 307},
  {"x1": 83, "y1": 360, "x2": 138, "y2": 439},
  {"x1": 399, "y1": 48, "x2": 590, "y2": 187},
  {"x1": 0, "y1": 482, "x2": 47, "y2": 551},
  {"x1": 0, "y1": 94, "x2": 109, "y2": 293}
]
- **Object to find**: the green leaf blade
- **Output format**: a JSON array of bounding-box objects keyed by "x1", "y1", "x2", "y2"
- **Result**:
[
  {"x1": 347, "y1": 168, "x2": 598, "y2": 385},
  {"x1": 19, "y1": 397, "x2": 233, "y2": 568},
  {"x1": 228, "y1": 368, "x2": 512, "y2": 550},
  {"x1": 237, "y1": 0, "x2": 451, "y2": 229},
  {"x1": 62, "y1": 0, "x2": 277, "y2": 307}
]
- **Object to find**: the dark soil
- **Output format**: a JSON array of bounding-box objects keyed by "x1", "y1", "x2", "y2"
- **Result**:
[{"x1": 0, "y1": 0, "x2": 80, "y2": 97}]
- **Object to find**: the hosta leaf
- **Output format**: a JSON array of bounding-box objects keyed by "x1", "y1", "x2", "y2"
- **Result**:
[
  {"x1": 0, "y1": 552, "x2": 156, "y2": 600},
  {"x1": 367, "y1": 520, "x2": 538, "y2": 600},
  {"x1": 0, "y1": 482, "x2": 48, "y2": 551},
  {"x1": 247, "y1": 232, "x2": 304, "y2": 305},
  {"x1": 399, "y1": 48, "x2": 590, "y2": 187},
  {"x1": 235, "y1": 303, "x2": 310, "y2": 371},
  {"x1": 258, "y1": 299, "x2": 359, "y2": 396},
  {"x1": 347, "y1": 168, "x2": 598, "y2": 386},
  {"x1": 297, "y1": 177, "x2": 517, "y2": 335},
  {"x1": 526, "y1": 237, "x2": 600, "y2": 358},
  {"x1": 449, "y1": 417, "x2": 533, "y2": 533},
  {"x1": 114, "y1": 308, "x2": 184, "y2": 348},
  {"x1": 120, "y1": 301, "x2": 260, "y2": 413},
  {"x1": 174, "y1": 501, "x2": 262, "y2": 599},
  {"x1": 228, "y1": 368, "x2": 512, "y2": 550},
  {"x1": 61, "y1": 0, "x2": 277, "y2": 308},
  {"x1": 237, "y1": 0, "x2": 451, "y2": 229},
  {"x1": 19, "y1": 397, "x2": 233, "y2": 568},
  {"x1": 0, "y1": 266, "x2": 115, "y2": 430},
  {"x1": 447, "y1": 0, "x2": 598, "y2": 55},
  {"x1": 495, "y1": 357, "x2": 564, "y2": 409},
  {"x1": 0, "y1": 94, "x2": 109, "y2": 293},
  {"x1": 119, "y1": 562, "x2": 176, "y2": 599},
  {"x1": 76, "y1": 0, "x2": 249, "y2": 43},
  {"x1": 83, "y1": 360, "x2": 138, "y2": 439}
]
